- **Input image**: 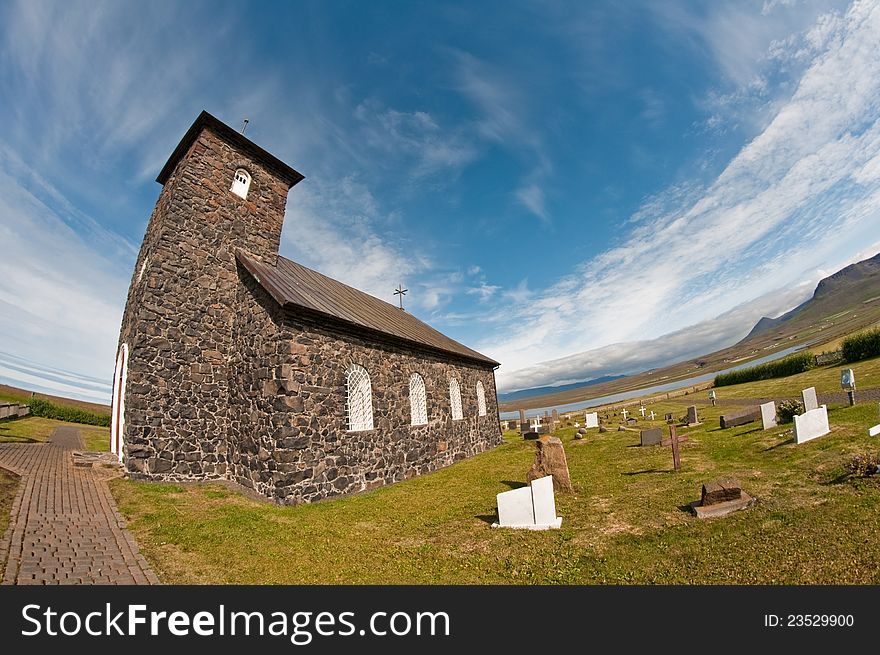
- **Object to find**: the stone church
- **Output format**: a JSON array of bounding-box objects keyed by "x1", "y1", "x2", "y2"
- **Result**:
[{"x1": 110, "y1": 111, "x2": 502, "y2": 504}]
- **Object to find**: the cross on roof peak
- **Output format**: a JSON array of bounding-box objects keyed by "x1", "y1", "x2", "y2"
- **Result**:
[{"x1": 394, "y1": 283, "x2": 408, "y2": 310}]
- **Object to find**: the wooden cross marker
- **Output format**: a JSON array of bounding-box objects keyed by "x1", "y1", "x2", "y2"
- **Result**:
[
  {"x1": 661, "y1": 424, "x2": 689, "y2": 472},
  {"x1": 649, "y1": 410, "x2": 656, "y2": 420},
  {"x1": 621, "y1": 408, "x2": 628, "y2": 420},
  {"x1": 394, "y1": 283, "x2": 408, "y2": 309},
  {"x1": 639, "y1": 406, "x2": 646, "y2": 417}
]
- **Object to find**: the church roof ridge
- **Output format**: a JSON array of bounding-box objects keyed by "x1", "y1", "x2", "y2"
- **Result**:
[{"x1": 237, "y1": 251, "x2": 500, "y2": 367}]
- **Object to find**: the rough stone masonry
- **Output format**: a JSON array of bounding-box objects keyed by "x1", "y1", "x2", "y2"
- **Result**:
[{"x1": 113, "y1": 111, "x2": 502, "y2": 504}]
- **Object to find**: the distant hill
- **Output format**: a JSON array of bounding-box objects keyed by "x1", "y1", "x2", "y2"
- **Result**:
[
  {"x1": 498, "y1": 374, "x2": 626, "y2": 403},
  {"x1": 741, "y1": 251, "x2": 880, "y2": 344}
]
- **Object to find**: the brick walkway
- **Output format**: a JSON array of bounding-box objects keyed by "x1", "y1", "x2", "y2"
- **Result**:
[{"x1": 0, "y1": 427, "x2": 159, "y2": 585}]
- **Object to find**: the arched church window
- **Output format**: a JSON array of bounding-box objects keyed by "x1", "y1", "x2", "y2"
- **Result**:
[
  {"x1": 346, "y1": 364, "x2": 374, "y2": 432},
  {"x1": 449, "y1": 377, "x2": 463, "y2": 421},
  {"x1": 409, "y1": 373, "x2": 428, "y2": 426},
  {"x1": 230, "y1": 168, "x2": 251, "y2": 199},
  {"x1": 476, "y1": 380, "x2": 487, "y2": 417}
]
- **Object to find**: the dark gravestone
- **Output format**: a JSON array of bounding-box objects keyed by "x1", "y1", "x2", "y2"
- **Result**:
[
  {"x1": 686, "y1": 405, "x2": 700, "y2": 425},
  {"x1": 640, "y1": 427, "x2": 663, "y2": 446},
  {"x1": 664, "y1": 412, "x2": 674, "y2": 422},
  {"x1": 701, "y1": 479, "x2": 742, "y2": 505},
  {"x1": 523, "y1": 431, "x2": 540, "y2": 440},
  {"x1": 719, "y1": 407, "x2": 761, "y2": 429}
]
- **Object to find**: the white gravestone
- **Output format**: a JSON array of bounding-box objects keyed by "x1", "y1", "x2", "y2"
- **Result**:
[
  {"x1": 760, "y1": 401, "x2": 777, "y2": 430},
  {"x1": 794, "y1": 405, "x2": 830, "y2": 444},
  {"x1": 801, "y1": 387, "x2": 819, "y2": 412},
  {"x1": 584, "y1": 412, "x2": 599, "y2": 428},
  {"x1": 870, "y1": 403, "x2": 880, "y2": 437},
  {"x1": 493, "y1": 475, "x2": 562, "y2": 530}
]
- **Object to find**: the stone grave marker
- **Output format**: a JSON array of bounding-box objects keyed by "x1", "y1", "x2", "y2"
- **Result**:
[
  {"x1": 760, "y1": 401, "x2": 777, "y2": 430},
  {"x1": 708, "y1": 390, "x2": 717, "y2": 406},
  {"x1": 493, "y1": 475, "x2": 562, "y2": 530},
  {"x1": 584, "y1": 412, "x2": 599, "y2": 428},
  {"x1": 719, "y1": 406, "x2": 761, "y2": 429},
  {"x1": 801, "y1": 387, "x2": 819, "y2": 412},
  {"x1": 869, "y1": 403, "x2": 880, "y2": 437},
  {"x1": 551, "y1": 409, "x2": 559, "y2": 423},
  {"x1": 794, "y1": 405, "x2": 830, "y2": 444},
  {"x1": 686, "y1": 405, "x2": 700, "y2": 425},
  {"x1": 639, "y1": 427, "x2": 663, "y2": 446},
  {"x1": 526, "y1": 436, "x2": 572, "y2": 492},
  {"x1": 689, "y1": 478, "x2": 755, "y2": 519},
  {"x1": 664, "y1": 412, "x2": 674, "y2": 423}
]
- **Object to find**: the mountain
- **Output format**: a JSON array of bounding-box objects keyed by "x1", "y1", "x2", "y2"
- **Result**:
[
  {"x1": 741, "y1": 252, "x2": 880, "y2": 344},
  {"x1": 498, "y1": 374, "x2": 626, "y2": 403}
]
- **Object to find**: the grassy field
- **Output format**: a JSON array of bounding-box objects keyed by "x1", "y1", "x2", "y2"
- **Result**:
[
  {"x1": 109, "y1": 356, "x2": 880, "y2": 585},
  {"x1": 0, "y1": 416, "x2": 109, "y2": 450}
]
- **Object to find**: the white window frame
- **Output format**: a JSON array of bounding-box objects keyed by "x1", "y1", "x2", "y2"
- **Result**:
[
  {"x1": 346, "y1": 364, "x2": 374, "y2": 432},
  {"x1": 409, "y1": 373, "x2": 428, "y2": 426},
  {"x1": 449, "y1": 377, "x2": 463, "y2": 421},
  {"x1": 230, "y1": 168, "x2": 251, "y2": 199},
  {"x1": 110, "y1": 343, "x2": 129, "y2": 462},
  {"x1": 476, "y1": 380, "x2": 487, "y2": 417}
]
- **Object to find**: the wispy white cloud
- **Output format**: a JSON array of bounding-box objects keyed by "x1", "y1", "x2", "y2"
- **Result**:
[
  {"x1": 492, "y1": 0, "x2": 880, "y2": 390},
  {"x1": 515, "y1": 184, "x2": 549, "y2": 224}
]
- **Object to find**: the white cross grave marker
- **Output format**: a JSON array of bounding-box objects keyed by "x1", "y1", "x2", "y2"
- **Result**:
[
  {"x1": 621, "y1": 408, "x2": 628, "y2": 421},
  {"x1": 639, "y1": 406, "x2": 646, "y2": 417},
  {"x1": 649, "y1": 411, "x2": 656, "y2": 420}
]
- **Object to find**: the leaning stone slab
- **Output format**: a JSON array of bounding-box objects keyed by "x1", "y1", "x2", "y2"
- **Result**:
[
  {"x1": 801, "y1": 387, "x2": 819, "y2": 412},
  {"x1": 760, "y1": 401, "x2": 777, "y2": 430},
  {"x1": 493, "y1": 475, "x2": 562, "y2": 530},
  {"x1": 686, "y1": 405, "x2": 701, "y2": 425},
  {"x1": 640, "y1": 427, "x2": 663, "y2": 446},
  {"x1": 719, "y1": 407, "x2": 761, "y2": 429},
  {"x1": 794, "y1": 405, "x2": 830, "y2": 444},
  {"x1": 526, "y1": 436, "x2": 572, "y2": 492}
]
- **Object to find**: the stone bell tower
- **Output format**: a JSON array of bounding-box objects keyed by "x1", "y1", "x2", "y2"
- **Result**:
[{"x1": 112, "y1": 111, "x2": 304, "y2": 479}]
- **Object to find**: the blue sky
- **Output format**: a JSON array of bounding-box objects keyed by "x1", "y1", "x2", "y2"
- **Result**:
[{"x1": 2, "y1": 0, "x2": 880, "y2": 403}]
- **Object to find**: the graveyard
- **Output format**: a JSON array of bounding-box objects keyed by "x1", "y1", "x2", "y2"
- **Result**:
[{"x1": 103, "y1": 354, "x2": 880, "y2": 584}]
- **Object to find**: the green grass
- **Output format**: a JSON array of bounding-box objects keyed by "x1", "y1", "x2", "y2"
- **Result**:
[
  {"x1": 110, "y1": 367, "x2": 880, "y2": 583},
  {"x1": 0, "y1": 416, "x2": 109, "y2": 450}
]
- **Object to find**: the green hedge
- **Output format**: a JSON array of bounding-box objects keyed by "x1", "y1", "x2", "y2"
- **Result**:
[
  {"x1": 27, "y1": 398, "x2": 110, "y2": 427},
  {"x1": 714, "y1": 351, "x2": 815, "y2": 387},
  {"x1": 842, "y1": 327, "x2": 880, "y2": 363}
]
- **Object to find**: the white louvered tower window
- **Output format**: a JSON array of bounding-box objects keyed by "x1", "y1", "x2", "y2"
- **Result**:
[
  {"x1": 346, "y1": 364, "x2": 374, "y2": 432},
  {"x1": 230, "y1": 168, "x2": 251, "y2": 199},
  {"x1": 449, "y1": 377, "x2": 463, "y2": 420},
  {"x1": 409, "y1": 373, "x2": 428, "y2": 426},
  {"x1": 476, "y1": 381, "x2": 487, "y2": 417}
]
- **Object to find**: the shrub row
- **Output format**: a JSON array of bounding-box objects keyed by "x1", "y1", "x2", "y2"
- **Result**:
[
  {"x1": 841, "y1": 327, "x2": 880, "y2": 363},
  {"x1": 714, "y1": 351, "x2": 815, "y2": 387},
  {"x1": 27, "y1": 398, "x2": 110, "y2": 427}
]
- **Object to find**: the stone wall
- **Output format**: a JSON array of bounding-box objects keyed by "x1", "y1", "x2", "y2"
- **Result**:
[
  {"x1": 225, "y1": 266, "x2": 502, "y2": 503},
  {"x1": 117, "y1": 118, "x2": 502, "y2": 504},
  {"x1": 118, "y1": 125, "x2": 293, "y2": 480}
]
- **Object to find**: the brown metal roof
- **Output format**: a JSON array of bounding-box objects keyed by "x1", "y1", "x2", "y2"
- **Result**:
[
  {"x1": 237, "y1": 252, "x2": 499, "y2": 367},
  {"x1": 157, "y1": 111, "x2": 305, "y2": 188}
]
